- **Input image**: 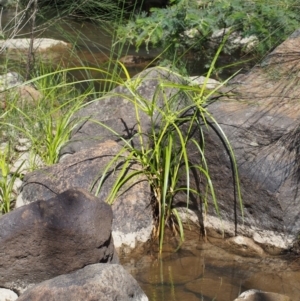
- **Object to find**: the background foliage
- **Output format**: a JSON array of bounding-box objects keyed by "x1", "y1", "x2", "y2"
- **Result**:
[{"x1": 117, "y1": 0, "x2": 300, "y2": 66}]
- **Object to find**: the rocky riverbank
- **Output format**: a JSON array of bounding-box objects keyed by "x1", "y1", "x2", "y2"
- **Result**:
[{"x1": 1, "y1": 30, "x2": 300, "y2": 300}]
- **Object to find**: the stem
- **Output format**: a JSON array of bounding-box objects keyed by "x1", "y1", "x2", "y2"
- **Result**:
[{"x1": 26, "y1": 0, "x2": 38, "y2": 81}]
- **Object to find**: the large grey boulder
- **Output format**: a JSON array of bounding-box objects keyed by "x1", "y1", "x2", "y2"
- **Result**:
[
  {"x1": 193, "y1": 29, "x2": 300, "y2": 253},
  {"x1": 0, "y1": 188, "x2": 116, "y2": 293},
  {"x1": 60, "y1": 67, "x2": 189, "y2": 155},
  {"x1": 16, "y1": 140, "x2": 153, "y2": 250},
  {"x1": 16, "y1": 264, "x2": 148, "y2": 301}
]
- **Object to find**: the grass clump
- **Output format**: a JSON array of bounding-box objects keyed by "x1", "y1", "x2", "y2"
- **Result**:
[
  {"x1": 0, "y1": 66, "x2": 90, "y2": 167},
  {"x1": 0, "y1": 66, "x2": 93, "y2": 213},
  {"x1": 91, "y1": 52, "x2": 242, "y2": 252},
  {"x1": 0, "y1": 143, "x2": 23, "y2": 213}
]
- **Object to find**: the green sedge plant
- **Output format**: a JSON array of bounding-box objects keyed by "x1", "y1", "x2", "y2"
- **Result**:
[
  {"x1": 0, "y1": 143, "x2": 24, "y2": 214},
  {"x1": 0, "y1": 66, "x2": 90, "y2": 166},
  {"x1": 90, "y1": 41, "x2": 242, "y2": 253}
]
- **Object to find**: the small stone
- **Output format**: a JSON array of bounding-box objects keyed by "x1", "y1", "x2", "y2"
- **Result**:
[
  {"x1": 15, "y1": 138, "x2": 31, "y2": 152},
  {"x1": 10, "y1": 152, "x2": 44, "y2": 175},
  {"x1": 0, "y1": 72, "x2": 23, "y2": 91},
  {"x1": 12, "y1": 177, "x2": 23, "y2": 194},
  {"x1": 0, "y1": 142, "x2": 8, "y2": 152},
  {"x1": 234, "y1": 290, "x2": 291, "y2": 301},
  {"x1": 0, "y1": 288, "x2": 18, "y2": 301},
  {"x1": 188, "y1": 76, "x2": 221, "y2": 89},
  {"x1": 211, "y1": 27, "x2": 232, "y2": 39},
  {"x1": 183, "y1": 28, "x2": 199, "y2": 39}
]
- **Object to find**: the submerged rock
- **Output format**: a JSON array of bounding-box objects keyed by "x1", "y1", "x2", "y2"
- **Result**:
[
  {"x1": 185, "y1": 277, "x2": 241, "y2": 301},
  {"x1": 119, "y1": 55, "x2": 157, "y2": 68},
  {"x1": 138, "y1": 256, "x2": 204, "y2": 285}
]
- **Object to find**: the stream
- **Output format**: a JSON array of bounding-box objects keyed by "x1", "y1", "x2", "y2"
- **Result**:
[
  {"x1": 120, "y1": 230, "x2": 300, "y2": 301},
  {"x1": 1, "y1": 8, "x2": 297, "y2": 301}
]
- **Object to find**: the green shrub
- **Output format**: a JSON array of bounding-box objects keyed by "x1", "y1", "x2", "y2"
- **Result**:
[
  {"x1": 117, "y1": 0, "x2": 300, "y2": 64},
  {"x1": 0, "y1": 143, "x2": 23, "y2": 214},
  {"x1": 19, "y1": 0, "x2": 125, "y2": 20}
]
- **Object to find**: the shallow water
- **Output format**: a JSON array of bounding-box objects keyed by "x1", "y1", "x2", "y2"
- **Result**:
[
  {"x1": 120, "y1": 230, "x2": 300, "y2": 301},
  {"x1": 1, "y1": 8, "x2": 159, "y2": 76}
]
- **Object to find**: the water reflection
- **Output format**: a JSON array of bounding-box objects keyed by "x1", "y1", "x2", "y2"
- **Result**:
[{"x1": 120, "y1": 230, "x2": 300, "y2": 301}]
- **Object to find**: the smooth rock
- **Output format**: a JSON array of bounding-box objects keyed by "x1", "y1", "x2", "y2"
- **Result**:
[
  {"x1": 0, "y1": 39, "x2": 71, "y2": 66},
  {"x1": 193, "y1": 29, "x2": 300, "y2": 252},
  {"x1": 0, "y1": 188, "x2": 116, "y2": 293},
  {"x1": 16, "y1": 264, "x2": 148, "y2": 301},
  {"x1": 0, "y1": 38, "x2": 69, "y2": 52},
  {"x1": 16, "y1": 31, "x2": 300, "y2": 254},
  {"x1": 10, "y1": 152, "x2": 44, "y2": 174},
  {"x1": 188, "y1": 75, "x2": 221, "y2": 89},
  {"x1": 234, "y1": 290, "x2": 291, "y2": 301},
  {"x1": 225, "y1": 236, "x2": 265, "y2": 257},
  {"x1": 0, "y1": 288, "x2": 18, "y2": 301},
  {"x1": 185, "y1": 277, "x2": 241, "y2": 301}
]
